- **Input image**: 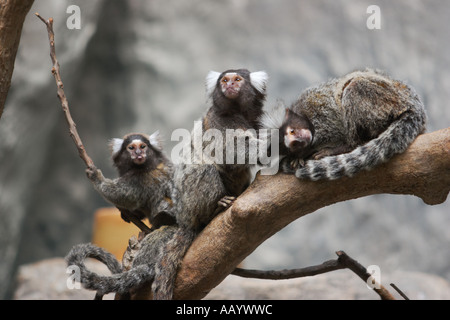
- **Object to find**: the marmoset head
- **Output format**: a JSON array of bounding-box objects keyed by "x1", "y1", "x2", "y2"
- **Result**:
[
  {"x1": 281, "y1": 108, "x2": 314, "y2": 156},
  {"x1": 109, "y1": 132, "x2": 163, "y2": 175},
  {"x1": 206, "y1": 68, "x2": 268, "y2": 100}
]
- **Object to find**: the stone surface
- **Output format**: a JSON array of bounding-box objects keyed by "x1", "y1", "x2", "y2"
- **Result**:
[
  {"x1": 14, "y1": 258, "x2": 115, "y2": 300},
  {"x1": 13, "y1": 258, "x2": 450, "y2": 300}
]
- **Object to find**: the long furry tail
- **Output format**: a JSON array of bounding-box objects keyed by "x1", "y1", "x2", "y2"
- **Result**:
[
  {"x1": 151, "y1": 228, "x2": 197, "y2": 300},
  {"x1": 296, "y1": 103, "x2": 426, "y2": 180},
  {"x1": 66, "y1": 243, "x2": 154, "y2": 296}
]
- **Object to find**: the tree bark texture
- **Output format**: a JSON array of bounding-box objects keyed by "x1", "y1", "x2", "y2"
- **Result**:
[
  {"x1": 0, "y1": 0, "x2": 34, "y2": 119},
  {"x1": 133, "y1": 128, "x2": 449, "y2": 299}
]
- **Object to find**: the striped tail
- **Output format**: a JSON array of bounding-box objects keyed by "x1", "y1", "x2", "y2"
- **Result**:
[
  {"x1": 66, "y1": 243, "x2": 154, "y2": 296},
  {"x1": 295, "y1": 105, "x2": 426, "y2": 180},
  {"x1": 151, "y1": 228, "x2": 196, "y2": 300}
]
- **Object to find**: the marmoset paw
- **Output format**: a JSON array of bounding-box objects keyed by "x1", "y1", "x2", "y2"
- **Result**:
[
  {"x1": 85, "y1": 165, "x2": 101, "y2": 180},
  {"x1": 218, "y1": 196, "x2": 236, "y2": 209}
]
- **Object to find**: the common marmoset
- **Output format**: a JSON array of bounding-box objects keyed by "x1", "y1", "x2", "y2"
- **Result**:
[
  {"x1": 260, "y1": 69, "x2": 426, "y2": 180},
  {"x1": 67, "y1": 69, "x2": 269, "y2": 300},
  {"x1": 152, "y1": 68, "x2": 268, "y2": 299},
  {"x1": 67, "y1": 132, "x2": 180, "y2": 299},
  {"x1": 86, "y1": 132, "x2": 178, "y2": 228}
]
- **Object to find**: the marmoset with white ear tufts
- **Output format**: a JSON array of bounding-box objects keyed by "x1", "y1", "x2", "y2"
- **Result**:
[
  {"x1": 260, "y1": 68, "x2": 426, "y2": 180},
  {"x1": 67, "y1": 131, "x2": 180, "y2": 299},
  {"x1": 67, "y1": 68, "x2": 269, "y2": 300},
  {"x1": 152, "y1": 68, "x2": 269, "y2": 299},
  {"x1": 86, "y1": 132, "x2": 178, "y2": 228}
]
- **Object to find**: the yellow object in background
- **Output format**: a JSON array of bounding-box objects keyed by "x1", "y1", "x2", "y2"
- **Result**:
[{"x1": 91, "y1": 207, "x2": 150, "y2": 261}]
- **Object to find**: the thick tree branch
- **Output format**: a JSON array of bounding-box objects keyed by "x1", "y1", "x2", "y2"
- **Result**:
[
  {"x1": 136, "y1": 128, "x2": 448, "y2": 300},
  {"x1": 0, "y1": 0, "x2": 34, "y2": 119}
]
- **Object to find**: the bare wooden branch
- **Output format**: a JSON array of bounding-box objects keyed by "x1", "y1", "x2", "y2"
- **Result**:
[
  {"x1": 36, "y1": 13, "x2": 94, "y2": 168},
  {"x1": 390, "y1": 283, "x2": 410, "y2": 300},
  {"x1": 229, "y1": 251, "x2": 398, "y2": 299},
  {"x1": 149, "y1": 128, "x2": 448, "y2": 300},
  {"x1": 36, "y1": 14, "x2": 153, "y2": 234},
  {"x1": 232, "y1": 259, "x2": 345, "y2": 280},
  {"x1": 335, "y1": 250, "x2": 395, "y2": 300},
  {"x1": 0, "y1": 0, "x2": 35, "y2": 119}
]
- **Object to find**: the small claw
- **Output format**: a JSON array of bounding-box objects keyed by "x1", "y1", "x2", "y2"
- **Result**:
[
  {"x1": 290, "y1": 158, "x2": 305, "y2": 169},
  {"x1": 290, "y1": 159, "x2": 297, "y2": 169},
  {"x1": 214, "y1": 196, "x2": 236, "y2": 215},
  {"x1": 218, "y1": 196, "x2": 236, "y2": 208},
  {"x1": 313, "y1": 152, "x2": 325, "y2": 160}
]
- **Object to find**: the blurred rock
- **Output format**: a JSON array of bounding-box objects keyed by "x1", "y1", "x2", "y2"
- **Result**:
[
  {"x1": 208, "y1": 271, "x2": 450, "y2": 300},
  {"x1": 14, "y1": 258, "x2": 450, "y2": 300},
  {"x1": 14, "y1": 258, "x2": 115, "y2": 300}
]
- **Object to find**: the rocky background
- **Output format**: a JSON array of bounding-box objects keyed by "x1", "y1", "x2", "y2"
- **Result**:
[{"x1": 0, "y1": 0, "x2": 449, "y2": 299}]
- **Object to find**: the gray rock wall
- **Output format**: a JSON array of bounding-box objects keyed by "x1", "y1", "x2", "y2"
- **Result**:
[{"x1": 1, "y1": 0, "x2": 449, "y2": 298}]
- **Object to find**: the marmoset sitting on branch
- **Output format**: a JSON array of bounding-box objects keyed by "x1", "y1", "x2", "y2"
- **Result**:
[
  {"x1": 261, "y1": 68, "x2": 426, "y2": 180},
  {"x1": 85, "y1": 132, "x2": 178, "y2": 228},
  {"x1": 67, "y1": 68, "x2": 269, "y2": 300},
  {"x1": 68, "y1": 67, "x2": 427, "y2": 300},
  {"x1": 153, "y1": 68, "x2": 269, "y2": 299}
]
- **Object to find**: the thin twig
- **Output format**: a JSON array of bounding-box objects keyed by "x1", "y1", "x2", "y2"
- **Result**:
[
  {"x1": 390, "y1": 282, "x2": 410, "y2": 300},
  {"x1": 233, "y1": 250, "x2": 398, "y2": 300},
  {"x1": 335, "y1": 250, "x2": 395, "y2": 300},
  {"x1": 232, "y1": 259, "x2": 345, "y2": 279},
  {"x1": 36, "y1": 13, "x2": 94, "y2": 168},
  {"x1": 36, "y1": 13, "x2": 151, "y2": 234}
]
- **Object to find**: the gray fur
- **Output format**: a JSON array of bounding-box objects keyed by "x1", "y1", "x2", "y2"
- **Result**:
[
  {"x1": 68, "y1": 133, "x2": 181, "y2": 298},
  {"x1": 86, "y1": 132, "x2": 178, "y2": 227},
  {"x1": 296, "y1": 105, "x2": 426, "y2": 180},
  {"x1": 65, "y1": 243, "x2": 152, "y2": 296},
  {"x1": 151, "y1": 228, "x2": 196, "y2": 299},
  {"x1": 67, "y1": 68, "x2": 267, "y2": 300},
  {"x1": 265, "y1": 69, "x2": 426, "y2": 180},
  {"x1": 151, "y1": 68, "x2": 267, "y2": 299},
  {"x1": 65, "y1": 225, "x2": 178, "y2": 297}
]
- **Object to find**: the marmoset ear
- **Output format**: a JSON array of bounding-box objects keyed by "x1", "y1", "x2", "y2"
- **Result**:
[
  {"x1": 249, "y1": 71, "x2": 268, "y2": 93},
  {"x1": 205, "y1": 70, "x2": 221, "y2": 97},
  {"x1": 149, "y1": 130, "x2": 163, "y2": 151},
  {"x1": 259, "y1": 101, "x2": 288, "y2": 130},
  {"x1": 109, "y1": 138, "x2": 124, "y2": 156}
]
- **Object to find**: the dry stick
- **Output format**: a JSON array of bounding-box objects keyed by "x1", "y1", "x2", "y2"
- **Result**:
[
  {"x1": 36, "y1": 13, "x2": 151, "y2": 234},
  {"x1": 233, "y1": 250, "x2": 398, "y2": 300},
  {"x1": 232, "y1": 259, "x2": 345, "y2": 279},
  {"x1": 336, "y1": 250, "x2": 395, "y2": 300},
  {"x1": 35, "y1": 13, "x2": 94, "y2": 168},
  {"x1": 390, "y1": 282, "x2": 410, "y2": 300}
]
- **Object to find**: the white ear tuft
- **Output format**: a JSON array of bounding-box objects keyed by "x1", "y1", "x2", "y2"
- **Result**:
[
  {"x1": 109, "y1": 138, "x2": 124, "y2": 156},
  {"x1": 259, "y1": 101, "x2": 287, "y2": 129},
  {"x1": 250, "y1": 71, "x2": 268, "y2": 94},
  {"x1": 205, "y1": 71, "x2": 221, "y2": 97},
  {"x1": 149, "y1": 130, "x2": 163, "y2": 151}
]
